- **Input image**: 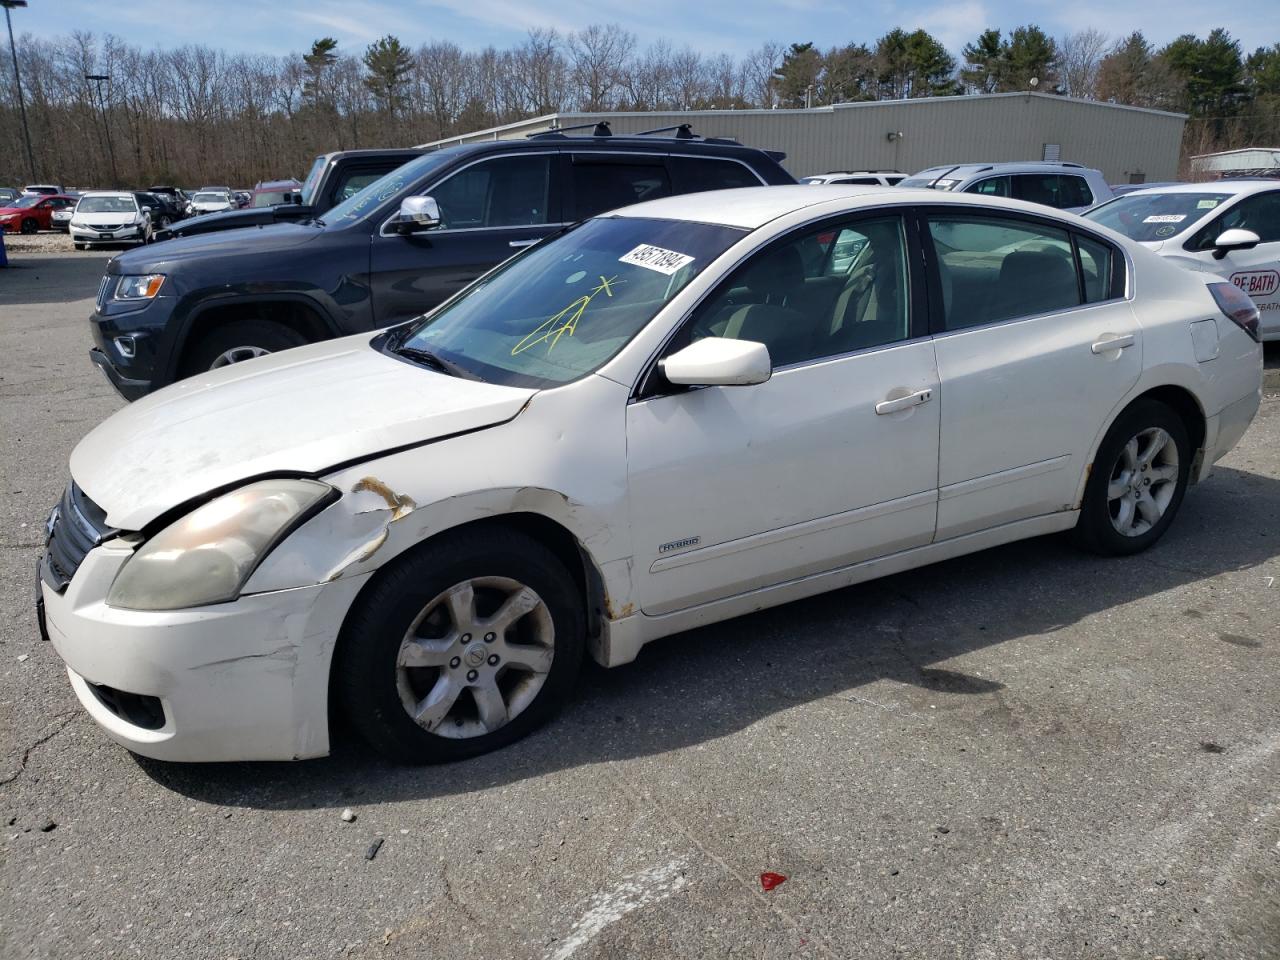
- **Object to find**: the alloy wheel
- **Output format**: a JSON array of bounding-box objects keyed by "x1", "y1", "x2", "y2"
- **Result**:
[
  {"x1": 1106, "y1": 426, "x2": 1179, "y2": 537},
  {"x1": 395, "y1": 576, "x2": 555, "y2": 739},
  {"x1": 209, "y1": 345, "x2": 271, "y2": 368}
]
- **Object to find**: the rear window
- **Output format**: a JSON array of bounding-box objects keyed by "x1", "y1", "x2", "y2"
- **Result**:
[
  {"x1": 668, "y1": 156, "x2": 761, "y2": 194},
  {"x1": 1083, "y1": 192, "x2": 1229, "y2": 242},
  {"x1": 568, "y1": 160, "x2": 671, "y2": 220}
]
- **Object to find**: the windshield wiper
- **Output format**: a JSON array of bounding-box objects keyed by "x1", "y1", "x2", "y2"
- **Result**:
[{"x1": 392, "y1": 345, "x2": 482, "y2": 381}]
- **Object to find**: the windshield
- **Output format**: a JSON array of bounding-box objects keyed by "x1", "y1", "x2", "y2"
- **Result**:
[
  {"x1": 324, "y1": 150, "x2": 461, "y2": 225},
  {"x1": 1083, "y1": 192, "x2": 1230, "y2": 242},
  {"x1": 394, "y1": 216, "x2": 745, "y2": 388},
  {"x1": 9, "y1": 195, "x2": 42, "y2": 208},
  {"x1": 300, "y1": 156, "x2": 326, "y2": 205},
  {"x1": 194, "y1": 192, "x2": 228, "y2": 203},
  {"x1": 78, "y1": 195, "x2": 137, "y2": 213}
]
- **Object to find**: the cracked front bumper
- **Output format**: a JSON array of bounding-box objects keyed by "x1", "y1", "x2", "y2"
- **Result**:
[{"x1": 41, "y1": 538, "x2": 369, "y2": 762}]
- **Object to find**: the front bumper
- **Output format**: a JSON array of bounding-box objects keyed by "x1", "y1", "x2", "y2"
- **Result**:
[
  {"x1": 89, "y1": 347, "x2": 150, "y2": 401},
  {"x1": 71, "y1": 224, "x2": 146, "y2": 243},
  {"x1": 41, "y1": 538, "x2": 369, "y2": 762}
]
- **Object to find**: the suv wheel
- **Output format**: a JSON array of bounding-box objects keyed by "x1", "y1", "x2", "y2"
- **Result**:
[
  {"x1": 334, "y1": 527, "x2": 585, "y2": 763},
  {"x1": 181, "y1": 320, "x2": 309, "y2": 375}
]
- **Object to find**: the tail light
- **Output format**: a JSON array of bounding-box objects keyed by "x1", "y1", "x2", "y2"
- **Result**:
[{"x1": 1207, "y1": 282, "x2": 1261, "y2": 342}]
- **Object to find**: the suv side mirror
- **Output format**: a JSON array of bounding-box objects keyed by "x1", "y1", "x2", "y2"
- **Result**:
[
  {"x1": 661, "y1": 337, "x2": 772, "y2": 387},
  {"x1": 1213, "y1": 228, "x2": 1261, "y2": 260},
  {"x1": 397, "y1": 196, "x2": 440, "y2": 234}
]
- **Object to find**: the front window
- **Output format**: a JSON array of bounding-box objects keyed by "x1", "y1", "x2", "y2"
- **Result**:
[
  {"x1": 1084, "y1": 192, "x2": 1230, "y2": 242},
  {"x1": 193, "y1": 192, "x2": 228, "y2": 204},
  {"x1": 433, "y1": 154, "x2": 552, "y2": 228},
  {"x1": 77, "y1": 195, "x2": 138, "y2": 214},
  {"x1": 391, "y1": 216, "x2": 745, "y2": 388},
  {"x1": 10, "y1": 195, "x2": 42, "y2": 209}
]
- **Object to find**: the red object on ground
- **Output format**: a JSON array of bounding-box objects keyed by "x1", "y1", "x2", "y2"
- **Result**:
[{"x1": 760, "y1": 871, "x2": 787, "y2": 891}]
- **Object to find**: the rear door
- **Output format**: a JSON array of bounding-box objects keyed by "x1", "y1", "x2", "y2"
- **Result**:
[
  {"x1": 923, "y1": 208, "x2": 1139, "y2": 539},
  {"x1": 564, "y1": 152, "x2": 672, "y2": 220},
  {"x1": 368, "y1": 152, "x2": 562, "y2": 326}
]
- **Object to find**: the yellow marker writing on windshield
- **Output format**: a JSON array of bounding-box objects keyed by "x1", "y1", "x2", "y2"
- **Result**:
[{"x1": 512, "y1": 275, "x2": 623, "y2": 356}]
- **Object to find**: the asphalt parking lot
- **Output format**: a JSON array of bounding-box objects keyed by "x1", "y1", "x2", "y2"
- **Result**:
[{"x1": 2, "y1": 250, "x2": 1279, "y2": 960}]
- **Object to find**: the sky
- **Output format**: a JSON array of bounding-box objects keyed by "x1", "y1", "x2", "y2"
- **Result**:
[{"x1": 21, "y1": 0, "x2": 1280, "y2": 60}]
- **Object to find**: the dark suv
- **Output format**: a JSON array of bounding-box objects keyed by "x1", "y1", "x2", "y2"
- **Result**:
[{"x1": 89, "y1": 127, "x2": 794, "y2": 399}]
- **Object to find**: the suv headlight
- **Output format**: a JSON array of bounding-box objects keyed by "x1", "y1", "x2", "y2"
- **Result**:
[
  {"x1": 114, "y1": 274, "x2": 167, "y2": 300},
  {"x1": 107, "y1": 479, "x2": 334, "y2": 610}
]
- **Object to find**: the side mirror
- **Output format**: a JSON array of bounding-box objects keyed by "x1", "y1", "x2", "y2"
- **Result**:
[
  {"x1": 397, "y1": 195, "x2": 440, "y2": 234},
  {"x1": 661, "y1": 337, "x2": 772, "y2": 387},
  {"x1": 1213, "y1": 228, "x2": 1260, "y2": 260}
]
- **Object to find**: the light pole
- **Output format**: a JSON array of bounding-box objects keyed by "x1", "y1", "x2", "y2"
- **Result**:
[
  {"x1": 85, "y1": 73, "x2": 118, "y2": 187},
  {"x1": 1, "y1": 0, "x2": 36, "y2": 184}
]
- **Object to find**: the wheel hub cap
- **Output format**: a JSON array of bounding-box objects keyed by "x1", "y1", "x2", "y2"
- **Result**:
[
  {"x1": 1106, "y1": 426, "x2": 1179, "y2": 538},
  {"x1": 395, "y1": 576, "x2": 555, "y2": 740}
]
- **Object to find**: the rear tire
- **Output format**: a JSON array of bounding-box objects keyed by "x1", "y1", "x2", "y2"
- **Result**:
[
  {"x1": 180, "y1": 319, "x2": 308, "y2": 376},
  {"x1": 1073, "y1": 399, "x2": 1191, "y2": 556},
  {"x1": 334, "y1": 527, "x2": 585, "y2": 764}
]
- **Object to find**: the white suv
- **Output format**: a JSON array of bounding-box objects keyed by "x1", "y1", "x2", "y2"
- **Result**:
[
  {"x1": 899, "y1": 162, "x2": 1113, "y2": 213},
  {"x1": 801, "y1": 171, "x2": 907, "y2": 187},
  {"x1": 1084, "y1": 180, "x2": 1280, "y2": 340}
]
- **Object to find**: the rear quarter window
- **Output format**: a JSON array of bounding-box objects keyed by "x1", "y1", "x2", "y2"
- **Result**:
[{"x1": 668, "y1": 156, "x2": 762, "y2": 193}]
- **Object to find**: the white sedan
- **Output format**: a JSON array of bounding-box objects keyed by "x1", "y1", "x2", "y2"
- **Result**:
[
  {"x1": 39, "y1": 186, "x2": 1263, "y2": 764},
  {"x1": 1084, "y1": 180, "x2": 1280, "y2": 340}
]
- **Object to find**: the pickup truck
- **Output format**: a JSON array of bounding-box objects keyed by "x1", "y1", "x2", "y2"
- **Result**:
[{"x1": 155, "y1": 148, "x2": 423, "y2": 240}]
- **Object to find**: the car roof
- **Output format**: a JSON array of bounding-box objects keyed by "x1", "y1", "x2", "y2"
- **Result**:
[
  {"x1": 79, "y1": 191, "x2": 136, "y2": 198},
  {"x1": 1116, "y1": 179, "x2": 1279, "y2": 198},
  {"x1": 614, "y1": 183, "x2": 1075, "y2": 230}
]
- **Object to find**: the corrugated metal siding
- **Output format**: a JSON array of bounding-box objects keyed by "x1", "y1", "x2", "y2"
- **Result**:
[{"x1": 421, "y1": 94, "x2": 1185, "y2": 183}]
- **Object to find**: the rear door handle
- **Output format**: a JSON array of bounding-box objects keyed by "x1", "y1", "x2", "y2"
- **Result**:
[
  {"x1": 1091, "y1": 333, "x2": 1135, "y2": 354},
  {"x1": 509, "y1": 238, "x2": 539, "y2": 249},
  {"x1": 875, "y1": 388, "x2": 933, "y2": 415}
]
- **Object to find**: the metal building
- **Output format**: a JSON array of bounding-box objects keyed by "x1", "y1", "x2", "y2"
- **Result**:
[
  {"x1": 421, "y1": 93, "x2": 1186, "y2": 184},
  {"x1": 1190, "y1": 147, "x2": 1280, "y2": 178}
]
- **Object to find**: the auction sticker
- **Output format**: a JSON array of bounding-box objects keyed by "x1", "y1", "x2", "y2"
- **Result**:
[
  {"x1": 620, "y1": 244, "x2": 695, "y2": 275},
  {"x1": 1143, "y1": 214, "x2": 1185, "y2": 224},
  {"x1": 1197, "y1": 199, "x2": 1220, "y2": 209}
]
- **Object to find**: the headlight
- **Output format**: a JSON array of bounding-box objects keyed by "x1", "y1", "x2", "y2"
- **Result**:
[
  {"x1": 114, "y1": 274, "x2": 167, "y2": 300},
  {"x1": 107, "y1": 479, "x2": 333, "y2": 610}
]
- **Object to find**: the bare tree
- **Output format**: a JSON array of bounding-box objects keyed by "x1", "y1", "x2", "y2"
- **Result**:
[
  {"x1": 566, "y1": 23, "x2": 635, "y2": 110},
  {"x1": 1057, "y1": 28, "x2": 1109, "y2": 98}
]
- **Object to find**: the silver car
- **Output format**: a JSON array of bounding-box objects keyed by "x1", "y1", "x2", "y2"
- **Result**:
[{"x1": 899, "y1": 161, "x2": 1113, "y2": 213}]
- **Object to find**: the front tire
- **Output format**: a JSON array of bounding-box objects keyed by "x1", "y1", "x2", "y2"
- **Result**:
[
  {"x1": 180, "y1": 319, "x2": 308, "y2": 375},
  {"x1": 1073, "y1": 399, "x2": 1191, "y2": 556},
  {"x1": 334, "y1": 527, "x2": 585, "y2": 763},
  {"x1": 20, "y1": 218, "x2": 37, "y2": 234}
]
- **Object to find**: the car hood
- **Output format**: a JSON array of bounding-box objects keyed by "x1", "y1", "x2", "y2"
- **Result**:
[
  {"x1": 110, "y1": 221, "x2": 325, "y2": 272},
  {"x1": 0, "y1": 206, "x2": 30, "y2": 216},
  {"x1": 165, "y1": 205, "x2": 313, "y2": 239},
  {"x1": 71, "y1": 335, "x2": 536, "y2": 529}
]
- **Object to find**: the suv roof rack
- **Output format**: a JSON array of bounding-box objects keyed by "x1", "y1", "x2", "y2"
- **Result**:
[
  {"x1": 528, "y1": 121, "x2": 613, "y2": 140},
  {"x1": 527, "y1": 120, "x2": 743, "y2": 147}
]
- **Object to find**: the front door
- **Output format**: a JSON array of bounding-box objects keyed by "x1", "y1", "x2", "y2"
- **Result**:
[
  {"x1": 1175, "y1": 189, "x2": 1280, "y2": 320},
  {"x1": 922, "y1": 210, "x2": 1143, "y2": 539},
  {"x1": 627, "y1": 213, "x2": 940, "y2": 615},
  {"x1": 369, "y1": 152, "x2": 562, "y2": 327}
]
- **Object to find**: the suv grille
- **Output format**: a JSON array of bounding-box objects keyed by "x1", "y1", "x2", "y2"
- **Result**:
[
  {"x1": 41, "y1": 482, "x2": 116, "y2": 592},
  {"x1": 96, "y1": 275, "x2": 111, "y2": 310}
]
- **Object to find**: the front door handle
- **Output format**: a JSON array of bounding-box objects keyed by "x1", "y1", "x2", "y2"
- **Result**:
[
  {"x1": 1091, "y1": 333, "x2": 1135, "y2": 354},
  {"x1": 875, "y1": 388, "x2": 933, "y2": 415},
  {"x1": 509, "y1": 238, "x2": 539, "y2": 249}
]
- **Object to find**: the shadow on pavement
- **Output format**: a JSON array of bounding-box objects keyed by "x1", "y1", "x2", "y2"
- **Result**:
[
  {"x1": 0, "y1": 252, "x2": 112, "y2": 305},
  {"x1": 136, "y1": 464, "x2": 1280, "y2": 808}
]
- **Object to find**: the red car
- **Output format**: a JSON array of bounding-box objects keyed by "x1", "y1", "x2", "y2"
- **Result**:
[{"x1": 0, "y1": 193, "x2": 77, "y2": 233}]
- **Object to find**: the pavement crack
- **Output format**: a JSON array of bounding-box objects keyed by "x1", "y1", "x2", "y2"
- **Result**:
[
  {"x1": 0, "y1": 712, "x2": 79, "y2": 787},
  {"x1": 441, "y1": 862, "x2": 484, "y2": 929}
]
